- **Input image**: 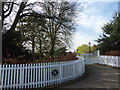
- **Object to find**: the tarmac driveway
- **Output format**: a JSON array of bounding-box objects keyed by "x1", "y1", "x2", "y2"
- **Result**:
[{"x1": 54, "y1": 64, "x2": 120, "y2": 88}]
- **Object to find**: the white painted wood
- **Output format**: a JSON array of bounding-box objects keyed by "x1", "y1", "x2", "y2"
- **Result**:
[
  {"x1": 46, "y1": 62, "x2": 48, "y2": 86},
  {"x1": 38, "y1": 63, "x2": 40, "y2": 88},
  {"x1": 16, "y1": 64, "x2": 19, "y2": 88},
  {"x1": 24, "y1": 64, "x2": 27, "y2": 88},
  {"x1": 43, "y1": 63, "x2": 45, "y2": 87},
  {"x1": 45, "y1": 63, "x2": 47, "y2": 87},
  {"x1": 40, "y1": 63, "x2": 42, "y2": 87},
  {"x1": 4, "y1": 65, "x2": 7, "y2": 87},
  {"x1": 7, "y1": 64, "x2": 10, "y2": 88},
  {"x1": 35, "y1": 63, "x2": 38, "y2": 88},
  {"x1": 49, "y1": 62, "x2": 52, "y2": 85},
  {"x1": 0, "y1": 65, "x2": 1, "y2": 89},
  {"x1": 99, "y1": 56, "x2": 120, "y2": 68},
  {"x1": 48, "y1": 62, "x2": 50, "y2": 86},
  {"x1": 27, "y1": 64, "x2": 30, "y2": 88},
  {"x1": 13, "y1": 64, "x2": 16, "y2": 88},
  {"x1": 33, "y1": 63, "x2": 35, "y2": 88},
  {"x1": 22, "y1": 64, "x2": 24, "y2": 88},
  {"x1": 10, "y1": 64, "x2": 13, "y2": 88},
  {"x1": 30, "y1": 64, "x2": 32, "y2": 88},
  {"x1": 0, "y1": 59, "x2": 88, "y2": 89}
]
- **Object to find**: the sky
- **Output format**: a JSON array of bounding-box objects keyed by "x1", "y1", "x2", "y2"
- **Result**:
[{"x1": 68, "y1": 1, "x2": 119, "y2": 52}]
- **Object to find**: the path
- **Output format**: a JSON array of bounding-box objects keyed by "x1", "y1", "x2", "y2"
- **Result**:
[{"x1": 53, "y1": 64, "x2": 120, "y2": 88}]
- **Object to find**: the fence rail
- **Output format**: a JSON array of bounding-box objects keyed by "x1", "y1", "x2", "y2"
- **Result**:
[
  {"x1": 99, "y1": 55, "x2": 120, "y2": 68},
  {"x1": 0, "y1": 59, "x2": 85, "y2": 89},
  {"x1": 83, "y1": 54, "x2": 120, "y2": 68},
  {"x1": 1, "y1": 54, "x2": 119, "y2": 89}
]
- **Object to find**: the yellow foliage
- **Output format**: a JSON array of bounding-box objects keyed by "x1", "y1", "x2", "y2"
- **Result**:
[{"x1": 77, "y1": 44, "x2": 97, "y2": 54}]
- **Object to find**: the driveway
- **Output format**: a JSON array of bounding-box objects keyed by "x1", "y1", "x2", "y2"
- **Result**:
[{"x1": 53, "y1": 64, "x2": 120, "y2": 88}]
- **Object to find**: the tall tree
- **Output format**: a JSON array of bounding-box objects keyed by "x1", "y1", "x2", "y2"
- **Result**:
[
  {"x1": 2, "y1": 1, "x2": 58, "y2": 59},
  {"x1": 2, "y1": 1, "x2": 81, "y2": 60},
  {"x1": 96, "y1": 13, "x2": 120, "y2": 54},
  {"x1": 40, "y1": 2, "x2": 78, "y2": 58},
  {"x1": 18, "y1": 14, "x2": 48, "y2": 60},
  {"x1": 2, "y1": 1, "x2": 33, "y2": 58}
]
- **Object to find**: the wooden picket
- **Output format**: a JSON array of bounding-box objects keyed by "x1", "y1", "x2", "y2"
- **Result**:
[
  {"x1": 80, "y1": 52, "x2": 120, "y2": 68},
  {"x1": 0, "y1": 54, "x2": 119, "y2": 89},
  {"x1": 0, "y1": 59, "x2": 85, "y2": 89},
  {"x1": 99, "y1": 56, "x2": 120, "y2": 68}
]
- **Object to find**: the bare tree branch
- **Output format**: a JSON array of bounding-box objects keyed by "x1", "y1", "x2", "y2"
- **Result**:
[
  {"x1": 3, "y1": 2, "x2": 27, "y2": 36},
  {"x1": 4, "y1": 2, "x2": 14, "y2": 19}
]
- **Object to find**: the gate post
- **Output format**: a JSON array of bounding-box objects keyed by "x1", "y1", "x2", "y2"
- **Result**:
[
  {"x1": 97, "y1": 50, "x2": 100, "y2": 64},
  {"x1": 97, "y1": 50, "x2": 100, "y2": 56}
]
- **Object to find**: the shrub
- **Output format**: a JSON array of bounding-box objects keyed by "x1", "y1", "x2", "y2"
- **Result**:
[
  {"x1": 105, "y1": 51, "x2": 120, "y2": 56},
  {"x1": 2, "y1": 52, "x2": 78, "y2": 64}
]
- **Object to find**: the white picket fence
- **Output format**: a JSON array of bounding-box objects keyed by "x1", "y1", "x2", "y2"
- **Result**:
[
  {"x1": 85, "y1": 57, "x2": 99, "y2": 64},
  {"x1": 79, "y1": 53, "x2": 99, "y2": 65},
  {"x1": 83, "y1": 54, "x2": 120, "y2": 68},
  {"x1": 0, "y1": 59, "x2": 85, "y2": 89},
  {"x1": 1, "y1": 54, "x2": 119, "y2": 89},
  {"x1": 99, "y1": 55, "x2": 120, "y2": 68}
]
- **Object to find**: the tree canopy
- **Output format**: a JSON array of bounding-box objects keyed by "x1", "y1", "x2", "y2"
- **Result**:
[
  {"x1": 2, "y1": 1, "x2": 81, "y2": 61},
  {"x1": 77, "y1": 44, "x2": 97, "y2": 54},
  {"x1": 96, "y1": 12, "x2": 120, "y2": 54}
]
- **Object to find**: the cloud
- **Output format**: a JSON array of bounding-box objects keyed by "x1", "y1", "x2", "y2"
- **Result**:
[
  {"x1": 69, "y1": 2, "x2": 117, "y2": 51},
  {"x1": 68, "y1": 0, "x2": 119, "y2": 2},
  {"x1": 75, "y1": 3, "x2": 108, "y2": 34},
  {"x1": 69, "y1": 31, "x2": 98, "y2": 51}
]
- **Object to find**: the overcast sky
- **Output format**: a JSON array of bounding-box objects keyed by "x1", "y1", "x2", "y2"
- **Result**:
[{"x1": 68, "y1": 1, "x2": 118, "y2": 51}]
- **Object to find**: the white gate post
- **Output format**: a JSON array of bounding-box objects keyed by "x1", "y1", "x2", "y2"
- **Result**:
[
  {"x1": 97, "y1": 50, "x2": 100, "y2": 56},
  {"x1": 97, "y1": 50, "x2": 100, "y2": 64}
]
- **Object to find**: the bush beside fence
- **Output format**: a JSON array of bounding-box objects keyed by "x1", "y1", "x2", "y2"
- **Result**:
[{"x1": 0, "y1": 59, "x2": 85, "y2": 89}]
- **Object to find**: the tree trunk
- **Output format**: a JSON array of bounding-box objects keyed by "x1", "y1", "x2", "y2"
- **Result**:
[
  {"x1": 39, "y1": 37, "x2": 43, "y2": 58},
  {"x1": 50, "y1": 38, "x2": 55, "y2": 58},
  {"x1": 32, "y1": 37, "x2": 35, "y2": 60}
]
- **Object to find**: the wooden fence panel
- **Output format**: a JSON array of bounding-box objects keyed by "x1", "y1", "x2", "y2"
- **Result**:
[
  {"x1": 0, "y1": 59, "x2": 85, "y2": 89},
  {"x1": 99, "y1": 56, "x2": 120, "y2": 68}
]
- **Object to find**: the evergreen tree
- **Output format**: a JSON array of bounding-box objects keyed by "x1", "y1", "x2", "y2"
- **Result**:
[{"x1": 96, "y1": 13, "x2": 120, "y2": 54}]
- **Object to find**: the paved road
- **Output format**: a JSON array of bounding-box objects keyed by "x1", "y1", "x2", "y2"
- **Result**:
[{"x1": 53, "y1": 64, "x2": 120, "y2": 88}]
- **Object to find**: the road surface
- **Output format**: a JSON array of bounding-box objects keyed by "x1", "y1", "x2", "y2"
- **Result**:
[{"x1": 53, "y1": 64, "x2": 120, "y2": 88}]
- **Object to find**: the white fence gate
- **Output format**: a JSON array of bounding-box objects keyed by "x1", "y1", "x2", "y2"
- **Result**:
[
  {"x1": 0, "y1": 59, "x2": 85, "y2": 89},
  {"x1": 78, "y1": 53, "x2": 99, "y2": 65}
]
